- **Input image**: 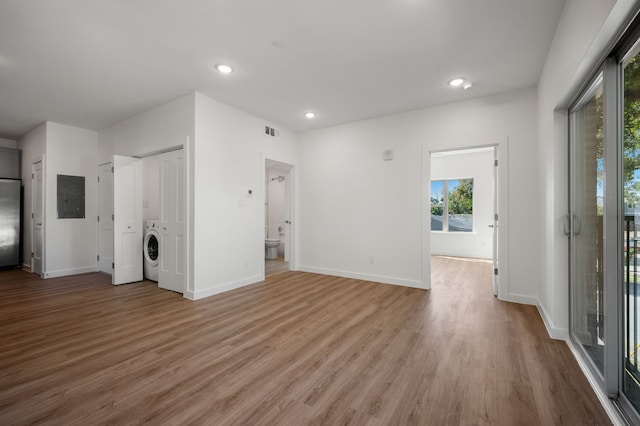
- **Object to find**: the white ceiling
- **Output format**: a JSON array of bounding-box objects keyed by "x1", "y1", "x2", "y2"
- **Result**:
[{"x1": 0, "y1": 0, "x2": 565, "y2": 139}]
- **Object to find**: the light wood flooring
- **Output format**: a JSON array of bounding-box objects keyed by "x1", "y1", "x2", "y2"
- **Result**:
[
  {"x1": 0, "y1": 257, "x2": 610, "y2": 425},
  {"x1": 265, "y1": 256, "x2": 289, "y2": 277}
]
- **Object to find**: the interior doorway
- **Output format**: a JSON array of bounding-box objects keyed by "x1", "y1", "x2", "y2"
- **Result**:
[
  {"x1": 428, "y1": 146, "x2": 498, "y2": 294},
  {"x1": 265, "y1": 159, "x2": 294, "y2": 277}
]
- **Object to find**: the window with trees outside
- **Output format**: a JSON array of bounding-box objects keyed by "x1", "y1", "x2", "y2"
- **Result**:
[{"x1": 430, "y1": 179, "x2": 473, "y2": 232}]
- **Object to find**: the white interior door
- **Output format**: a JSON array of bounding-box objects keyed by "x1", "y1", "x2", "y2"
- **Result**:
[
  {"x1": 32, "y1": 159, "x2": 44, "y2": 276},
  {"x1": 97, "y1": 163, "x2": 114, "y2": 274},
  {"x1": 159, "y1": 149, "x2": 185, "y2": 293},
  {"x1": 284, "y1": 167, "x2": 293, "y2": 264},
  {"x1": 113, "y1": 155, "x2": 143, "y2": 285}
]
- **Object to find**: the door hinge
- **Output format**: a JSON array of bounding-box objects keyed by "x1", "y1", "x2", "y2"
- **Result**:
[
  {"x1": 97, "y1": 176, "x2": 100, "y2": 183},
  {"x1": 31, "y1": 252, "x2": 34, "y2": 258},
  {"x1": 112, "y1": 214, "x2": 114, "y2": 221},
  {"x1": 31, "y1": 212, "x2": 34, "y2": 219},
  {"x1": 494, "y1": 159, "x2": 498, "y2": 166},
  {"x1": 97, "y1": 215, "x2": 100, "y2": 222},
  {"x1": 32, "y1": 173, "x2": 34, "y2": 179},
  {"x1": 494, "y1": 213, "x2": 498, "y2": 221},
  {"x1": 97, "y1": 255, "x2": 100, "y2": 261},
  {"x1": 494, "y1": 268, "x2": 498, "y2": 276},
  {"x1": 112, "y1": 262, "x2": 114, "y2": 269},
  {"x1": 111, "y1": 166, "x2": 114, "y2": 173}
]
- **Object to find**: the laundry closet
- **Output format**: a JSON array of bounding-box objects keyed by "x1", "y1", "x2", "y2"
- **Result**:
[{"x1": 97, "y1": 148, "x2": 185, "y2": 293}]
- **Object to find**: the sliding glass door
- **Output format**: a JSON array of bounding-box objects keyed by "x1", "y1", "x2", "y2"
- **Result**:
[
  {"x1": 569, "y1": 34, "x2": 640, "y2": 421},
  {"x1": 623, "y1": 44, "x2": 640, "y2": 413},
  {"x1": 569, "y1": 73, "x2": 605, "y2": 377}
]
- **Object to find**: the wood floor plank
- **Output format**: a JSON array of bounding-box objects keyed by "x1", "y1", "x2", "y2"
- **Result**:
[{"x1": 0, "y1": 258, "x2": 611, "y2": 425}]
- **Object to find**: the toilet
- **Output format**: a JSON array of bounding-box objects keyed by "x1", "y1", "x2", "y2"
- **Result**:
[
  {"x1": 265, "y1": 226, "x2": 280, "y2": 259},
  {"x1": 265, "y1": 239, "x2": 280, "y2": 259}
]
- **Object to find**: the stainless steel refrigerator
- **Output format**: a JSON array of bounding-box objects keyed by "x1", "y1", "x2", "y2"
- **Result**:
[{"x1": 0, "y1": 178, "x2": 20, "y2": 268}]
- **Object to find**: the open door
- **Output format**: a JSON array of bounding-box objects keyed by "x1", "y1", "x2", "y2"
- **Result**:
[
  {"x1": 97, "y1": 163, "x2": 114, "y2": 274},
  {"x1": 113, "y1": 155, "x2": 142, "y2": 285},
  {"x1": 284, "y1": 166, "x2": 293, "y2": 265},
  {"x1": 32, "y1": 159, "x2": 44, "y2": 276},
  {"x1": 159, "y1": 149, "x2": 185, "y2": 293}
]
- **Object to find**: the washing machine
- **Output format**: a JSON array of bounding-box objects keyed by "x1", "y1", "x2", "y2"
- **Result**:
[{"x1": 143, "y1": 220, "x2": 160, "y2": 281}]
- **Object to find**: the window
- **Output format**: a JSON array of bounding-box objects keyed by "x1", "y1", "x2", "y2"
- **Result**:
[{"x1": 430, "y1": 178, "x2": 473, "y2": 232}]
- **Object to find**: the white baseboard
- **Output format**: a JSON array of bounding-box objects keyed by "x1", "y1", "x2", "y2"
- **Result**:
[
  {"x1": 498, "y1": 292, "x2": 538, "y2": 306},
  {"x1": 297, "y1": 265, "x2": 425, "y2": 289},
  {"x1": 431, "y1": 251, "x2": 492, "y2": 260},
  {"x1": 185, "y1": 274, "x2": 263, "y2": 300},
  {"x1": 536, "y1": 302, "x2": 569, "y2": 340},
  {"x1": 43, "y1": 265, "x2": 98, "y2": 279}
]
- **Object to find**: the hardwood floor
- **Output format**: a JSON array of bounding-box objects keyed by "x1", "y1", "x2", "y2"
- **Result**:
[
  {"x1": 265, "y1": 256, "x2": 289, "y2": 277},
  {"x1": 0, "y1": 257, "x2": 610, "y2": 425}
]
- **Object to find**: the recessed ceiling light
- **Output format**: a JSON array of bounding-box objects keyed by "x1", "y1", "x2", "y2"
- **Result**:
[
  {"x1": 304, "y1": 112, "x2": 316, "y2": 119},
  {"x1": 216, "y1": 64, "x2": 233, "y2": 74},
  {"x1": 448, "y1": 77, "x2": 465, "y2": 87},
  {"x1": 463, "y1": 82, "x2": 473, "y2": 90}
]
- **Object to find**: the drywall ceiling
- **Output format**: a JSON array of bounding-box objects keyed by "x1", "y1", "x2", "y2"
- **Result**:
[{"x1": 0, "y1": 0, "x2": 565, "y2": 139}]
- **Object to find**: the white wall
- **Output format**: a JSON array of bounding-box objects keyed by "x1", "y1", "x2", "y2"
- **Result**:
[
  {"x1": 44, "y1": 122, "x2": 98, "y2": 278},
  {"x1": 17, "y1": 123, "x2": 46, "y2": 270},
  {"x1": 97, "y1": 91, "x2": 299, "y2": 299},
  {"x1": 0, "y1": 137, "x2": 16, "y2": 149},
  {"x1": 17, "y1": 122, "x2": 98, "y2": 277},
  {"x1": 98, "y1": 93, "x2": 196, "y2": 163},
  {"x1": 537, "y1": 0, "x2": 634, "y2": 337},
  {"x1": 298, "y1": 87, "x2": 538, "y2": 300},
  {"x1": 431, "y1": 149, "x2": 494, "y2": 259},
  {"x1": 192, "y1": 93, "x2": 298, "y2": 299}
]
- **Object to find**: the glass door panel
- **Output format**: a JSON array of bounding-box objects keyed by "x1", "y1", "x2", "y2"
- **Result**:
[
  {"x1": 623, "y1": 50, "x2": 640, "y2": 411},
  {"x1": 570, "y1": 74, "x2": 605, "y2": 376}
]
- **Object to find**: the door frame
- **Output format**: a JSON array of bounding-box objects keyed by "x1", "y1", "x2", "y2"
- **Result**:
[
  {"x1": 263, "y1": 156, "x2": 296, "y2": 277},
  {"x1": 421, "y1": 140, "x2": 509, "y2": 300}
]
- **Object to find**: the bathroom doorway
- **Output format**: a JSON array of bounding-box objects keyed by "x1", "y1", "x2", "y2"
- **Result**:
[{"x1": 265, "y1": 159, "x2": 294, "y2": 277}]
